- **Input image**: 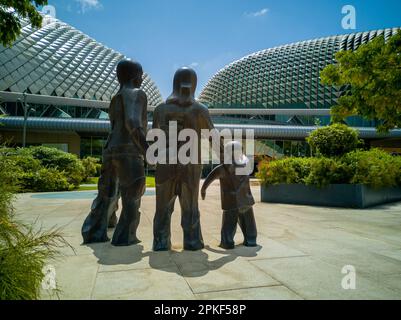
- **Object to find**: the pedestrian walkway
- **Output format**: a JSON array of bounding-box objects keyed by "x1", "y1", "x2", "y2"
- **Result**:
[{"x1": 14, "y1": 184, "x2": 401, "y2": 300}]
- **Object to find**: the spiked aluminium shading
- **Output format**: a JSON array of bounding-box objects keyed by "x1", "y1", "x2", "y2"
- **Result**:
[
  {"x1": 0, "y1": 16, "x2": 163, "y2": 107},
  {"x1": 199, "y1": 28, "x2": 400, "y2": 110}
]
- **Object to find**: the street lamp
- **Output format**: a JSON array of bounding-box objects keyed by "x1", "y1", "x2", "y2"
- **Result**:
[{"x1": 17, "y1": 92, "x2": 36, "y2": 148}]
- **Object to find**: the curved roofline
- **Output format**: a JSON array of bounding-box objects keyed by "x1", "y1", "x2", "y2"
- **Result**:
[
  {"x1": 0, "y1": 15, "x2": 163, "y2": 105},
  {"x1": 40, "y1": 15, "x2": 119, "y2": 62},
  {"x1": 198, "y1": 27, "x2": 401, "y2": 97},
  {"x1": 39, "y1": 15, "x2": 161, "y2": 84}
]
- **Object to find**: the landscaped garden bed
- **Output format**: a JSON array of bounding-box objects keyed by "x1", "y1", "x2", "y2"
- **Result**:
[
  {"x1": 261, "y1": 183, "x2": 401, "y2": 209},
  {"x1": 257, "y1": 125, "x2": 401, "y2": 209}
]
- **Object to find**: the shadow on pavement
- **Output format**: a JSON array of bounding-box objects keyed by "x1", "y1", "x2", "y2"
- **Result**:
[{"x1": 85, "y1": 242, "x2": 262, "y2": 278}]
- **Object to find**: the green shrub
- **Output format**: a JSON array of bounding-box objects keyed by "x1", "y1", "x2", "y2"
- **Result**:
[
  {"x1": 256, "y1": 157, "x2": 313, "y2": 185},
  {"x1": 343, "y1": 149, "x2": 400, "y2": 189},
  {"x1": 0, "y1": 156, "x2": 18, "y2": 218},
  {"x1": 20, "y1": 168, "x2": 72, "y2": 193},
  {"x1": 81, "y1": 157, "x2": 101, "y2": 182},
  {"x1": 0, "y1": 150, "x2": 70, "y2": 300},
  {"x1": 307, "y1": 124, "x2": 362, "y2": 157},
  {"x1": 18, "y1": 147, "x2": 85, "y2": 188},
  {"x1": 304, "y1": 158, "x2": 351, "y2": 188},
  {"x1": 257, "y1": 149, "x2": 401, "y2": 189},
  {"x1": 0, "y1": 146, "x2": 89, "y2": 192},
  {"x1": 9, "y1": 153, "x2": 42, "y2": 173},
  {"x1": 4, "y1": 153, "x2": 43, "y2": 191},
  {"x1": 393, "y1": 156, "x2": 401, "y2": 186}
]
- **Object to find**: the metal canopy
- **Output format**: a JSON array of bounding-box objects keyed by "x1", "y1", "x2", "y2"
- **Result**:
[{"x1": 1, "y1": 116, "x2": 400, "y2": 140}]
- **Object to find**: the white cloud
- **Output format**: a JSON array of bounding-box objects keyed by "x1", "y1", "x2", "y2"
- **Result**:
[
  {"x1": 75, "y1": 0, "x2": 102, "y2": 13},
  {"x1": 245, "y1": 8, "x2": 269, "y2": 18},
  {"x1": 189, "y1": 62, "x2": 199, "y2": 68}
]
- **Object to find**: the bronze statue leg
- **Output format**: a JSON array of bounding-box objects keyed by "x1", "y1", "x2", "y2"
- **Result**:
[
  {"x1": 220, "y1": 209, "x2": 239, "y2": 250},
  {"x1": 153, "y1": 179, "x2": 177, "y2": 251},
  {"x1": 238, "y1": 207, "x2": 258, "y2": 247},
  {"x1": 179, "y1": 182, "x2": 204, "y2": 251},
  {"x1": 111, "y1": 156, "x2": 145, "y2": 246},
  {"x1": 108, "y1": 190, "x2": 120, "y2": 228},
  {"x1": 81, "y1": 154, "x2": 119, "y2": 244}
]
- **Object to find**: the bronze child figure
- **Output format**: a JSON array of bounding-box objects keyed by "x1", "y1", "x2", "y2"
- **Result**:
[
  {"x1": 201, "y1": 141, "x2": 257, "y2": 250},
  {"x1": 81, "y1": 60, "x2": 148, "y2": 246}
]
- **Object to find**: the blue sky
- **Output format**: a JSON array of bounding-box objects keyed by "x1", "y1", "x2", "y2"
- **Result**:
[{"x1": 43, "y1": 0, "x2": 401, "y2": 98}]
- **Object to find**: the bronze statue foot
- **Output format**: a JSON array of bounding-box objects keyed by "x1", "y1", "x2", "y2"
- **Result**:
[
  {"x1": 184, "y1": 241, "x2": 205, "y2": 251},
  {"x1": 153, "y1": 238, "x2": 171, "y2": 251},
  {"x1": 111, "y1": 229, "x2": 141, "y2": 247},
  {"x1": 219, "y1": 242, "x2": 235, "y2": 250},
  {"x1": 111, "y1": 238, "x2": 141, "y2": 247},
  {"x1": 243, "y1": 240, "x2": 257, "y2": 247},
  {"x1": 82, "y1": 235, "x2": 110, "y2": 244},
  {"x1": 153, "y1": 246, "x2": 170, "y2": 252}
]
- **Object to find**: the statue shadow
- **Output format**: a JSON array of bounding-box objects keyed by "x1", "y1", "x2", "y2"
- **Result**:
[
  {"x1": 86, "y1": 242, "x2": 174, "y2": 271},
  {"x1": 86, "y1": 242, "x2": 262, "y2": 278},
  {"x1": 165, "y1": 245, "x2": 263, "y2": 278}
]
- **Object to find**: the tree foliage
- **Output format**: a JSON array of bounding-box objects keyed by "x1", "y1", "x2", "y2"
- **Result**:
[
  {"x1": 0, "y1": 0, "x2": 48, "y2": 47},
  {"x1": 306, "y1": 124, "x2": 362, "y2": 157},
  {"x1": 321, "y1": 32, "x2": 401, "y2": 132}
]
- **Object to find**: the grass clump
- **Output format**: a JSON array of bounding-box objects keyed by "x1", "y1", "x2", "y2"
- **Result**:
[{"x1": 0, "y1": 148, "x2": 71, "y2": 300}]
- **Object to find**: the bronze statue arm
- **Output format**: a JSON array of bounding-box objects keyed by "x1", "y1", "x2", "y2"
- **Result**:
[
  {"x1": 200, "y1": 108, "x2": 225, "y2": 163},
  {"x1": 123, "y1": 90, "x2": 149, "y2": 156},
  {"x1": 152, "y1": 107, "x2": 160, "y2": 129},
  {"x1": 201, "y1": 165, "x2": 224, "y2": 200}
]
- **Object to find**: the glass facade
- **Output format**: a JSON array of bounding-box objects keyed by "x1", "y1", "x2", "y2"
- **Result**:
[
  {"x1": 255, "y1": 140, "x2": 310, "y2": 159},
  {"x1": 2, "y1": 101, "x2": 109, "y2": 119},
  {"x1": 80, "y1": 136, "x2": 107, "y2": 159}
]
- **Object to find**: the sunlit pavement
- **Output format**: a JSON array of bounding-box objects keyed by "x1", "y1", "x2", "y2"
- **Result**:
[{"x1": 14, "y1": 183, "x2": 401, "y2": 300}]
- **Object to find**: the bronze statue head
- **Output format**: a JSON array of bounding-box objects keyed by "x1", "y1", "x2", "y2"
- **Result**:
[
  {"x1": 166, "y1": 67, "x2": 197, "y2": 106},
  {"x1": 224, "y1": 141, "x2": 249, "y2": 167},
  {"x1": 116, "y1": 60, "x2": 143, "y2": 88}
]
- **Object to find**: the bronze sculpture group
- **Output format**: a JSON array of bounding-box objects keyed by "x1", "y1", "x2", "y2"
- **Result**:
[{"x1": 82, "y1": 60, "x2": 258, "y2": 251}]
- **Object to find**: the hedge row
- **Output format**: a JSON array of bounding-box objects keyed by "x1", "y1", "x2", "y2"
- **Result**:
[
  {"x1": 257, "y1": 149, "x2": 401, "y2": 189},
  {"x1": 0, "y1": 146, "x2": 100, "y2": 192}
]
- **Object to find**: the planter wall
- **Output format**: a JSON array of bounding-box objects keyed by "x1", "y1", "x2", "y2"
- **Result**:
[{"x1": 261, "y1": 184, "x2": 401, "y2": 209}]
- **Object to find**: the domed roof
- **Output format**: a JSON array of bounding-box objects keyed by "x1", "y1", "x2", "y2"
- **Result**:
[
  {"x1": 0, "y1": 16, "x2": 163, "y2": 106},
  {"x1": 199, "y1": 28, "x2": 400, "y2": 110}
]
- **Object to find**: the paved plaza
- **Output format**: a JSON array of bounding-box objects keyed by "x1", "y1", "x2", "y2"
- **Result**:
[{"x1": 14, "y1": 183, "x2": 401, "y2": 300}]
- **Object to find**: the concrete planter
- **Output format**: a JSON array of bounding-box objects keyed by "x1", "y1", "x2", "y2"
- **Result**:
[{"x1": 261, "y1": 184, "x2": 401, "y2": 209}]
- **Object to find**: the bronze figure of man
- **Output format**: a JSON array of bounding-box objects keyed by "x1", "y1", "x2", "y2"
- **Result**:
[
  {"x1": 152, "y1": 67, "x2": 220, "y2": 251},
  {"x1": 82, "y1": 60, "x2": 148, "y2": 246}
]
